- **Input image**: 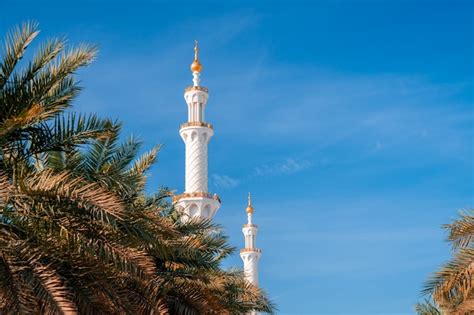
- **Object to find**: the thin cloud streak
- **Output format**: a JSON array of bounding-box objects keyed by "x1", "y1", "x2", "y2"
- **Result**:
[
  {"x1": 253, "y1": 158, "x2": 312, "y2": 177},
  {"x1": 210, "y1": 157, "x2": 312, "y2": 190},
  {"x1": 211, "y1": 174, "x2": 239, "y2": 189}
]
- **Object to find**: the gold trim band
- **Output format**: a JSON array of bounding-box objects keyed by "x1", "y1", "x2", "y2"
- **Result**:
[
  {"x1": 180, "y1": 122, "x2": 213, "y2": 129},
  {"x1": 173, "y1": 192, "x2": 221, "y2": 203},
  {"x1": 243, "y1": 224, "x2": 258, "y2": 228},
  {"x1": 240, "y1": 248, "x2": 262, "y2": 253},
  {"x1": 185, "y1": 86, "x2": 208, "y2": 93}
]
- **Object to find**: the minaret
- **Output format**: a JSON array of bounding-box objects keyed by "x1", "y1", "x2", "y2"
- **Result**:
[
  {"x1": 173, "y1": 41, "x2": 221, "y2": 220},
  {"x1": 240, "y1": 193, "x2": 261, "y2": 288}
]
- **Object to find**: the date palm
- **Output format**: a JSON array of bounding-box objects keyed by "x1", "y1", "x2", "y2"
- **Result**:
[
  {"x1": 0, "y1": 22, "x2": 274, "y2": 314},
  {"x1": 0, "y1": 22, "x2": 108, "y2": 167},
  {"x1": 417, "y1": 210, "x2": 474, "y2": 315},
  {"x1": 36, "y1": 123, "x2": 274, "y2": 314},
  {"x1": 0, "y1": 21, "x2": 122, "y2": 314}
]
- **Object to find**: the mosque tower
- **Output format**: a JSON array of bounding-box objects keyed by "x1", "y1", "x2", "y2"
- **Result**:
[
  {"x1": 173, "y1": 41, "x2": 221, "y2": 220},
  {"x1": 173, "y1": 43, "x2": 263, "y2": 313},
  {"x1": 240, "y1": 193, "x2": 262, "y2": 290}
]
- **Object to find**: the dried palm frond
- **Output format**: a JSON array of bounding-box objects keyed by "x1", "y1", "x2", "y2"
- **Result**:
[
  {"x1": 446, "y1": 210, "x2": 474, "y2": 250},
  {"x1": 418, "y1": 210, "x2": 474, "y2": 314}
]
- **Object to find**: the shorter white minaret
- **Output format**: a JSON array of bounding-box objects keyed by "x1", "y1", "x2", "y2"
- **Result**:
[{"x1": 240, "y1": 193, "x2": 261, "y2": 288}]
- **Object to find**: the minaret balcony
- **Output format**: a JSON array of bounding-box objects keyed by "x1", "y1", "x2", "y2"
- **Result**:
[
  {"x1": 184, "y1": 88, "x2": 209, "y2": 110},
  {"x1": 243, "y1": 223, "x2": 258, "y2": 228},
  {"x1": 173, "y1": 192, "x2": 221, "y2": 220},
  {"x1": 240, "y1": 248, "x2": 262, "y2": 253},
  {"x1": 172, "y1": 191, "x2": 221, "y2": 203},
  {"x1": 180, "y1": 121, "x2": 213, "y2": 129},
  {"x1": 185, "y1": 86, "x2": 208, "y2": 93}
]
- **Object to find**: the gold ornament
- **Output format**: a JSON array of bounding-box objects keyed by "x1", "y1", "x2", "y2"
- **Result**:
[
  {"x1": 190, "y1": 40, "x2": 203, "y2": 73},
  {"x1": 246, "y1": 192, "x2": 254, "y2": 214}
]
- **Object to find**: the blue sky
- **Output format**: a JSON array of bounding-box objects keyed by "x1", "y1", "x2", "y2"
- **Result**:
[{"x1": 1, "y1": 0, "x2": 473, "y2": 314}]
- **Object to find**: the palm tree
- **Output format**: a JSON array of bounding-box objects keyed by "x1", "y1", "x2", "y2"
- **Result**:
[
  {"x1": 417, "y1": 210, "x2": 474, "y2": 315},
  {"x1": 0, "y1": 22, "x2": 108, "y2": 167},
  {"x1": 0, "y1": 20, "x2": 123, "y2": 314},
  {"x1": 0, "y1": 22, "x2": 274, "y2": 314},
  {"x1": 35, "y1": 122, "x2": 274, "y2": 314}
]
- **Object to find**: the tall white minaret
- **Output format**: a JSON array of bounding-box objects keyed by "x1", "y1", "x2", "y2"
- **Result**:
[
  {"x1": 240, "y1": 193, "x2": 261, "y2": 290},
  {"x1": 173, "y1": 41, "x2": 221, "y2": 220}
]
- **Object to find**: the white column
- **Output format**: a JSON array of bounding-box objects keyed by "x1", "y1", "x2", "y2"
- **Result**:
[
  {"x1": 241, "y1": 238, "x2": 260, "y2": 285},
  {"x1": 240, "y1": 194, "x2": 261, "y2": 286},
  {"x1": 173, "y1": 41, "x2": 221, "y2": 221},
  {"x1": 181, "y1": 88, "x2": 211, "y2": 193},
  {"x1": 180, "y1": 125, "x2": 211, "y2": 193}
]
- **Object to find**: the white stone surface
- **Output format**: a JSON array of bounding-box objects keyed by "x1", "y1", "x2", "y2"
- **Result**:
[
  {"x1": 176, "y1": 62, "x2": 220, "y2": 221},
  {"x1": 176, "y1": 196, "x2": 220, "y2": 221},
  {"x1": 180, "y1": 126, "x2": 213, "y2": 193},
  {"x1": 240, "y1": 251, "x2": 261, "y2": 285},
  {"x1": 184, "y1": 89, "x2": 208, "y2": 122},
  {"x1": 192, "y1": 71, "x2": 200, "y2": 87},
  {"x1": 240, "y1": 212, "x2": 261, "y2": 287}
]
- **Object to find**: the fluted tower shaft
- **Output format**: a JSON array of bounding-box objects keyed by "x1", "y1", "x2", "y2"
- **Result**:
[
  {"x1": 181, "y1": 86, "x2": 211, "y2": 193},
  {"x1": 174, "y1": 41, "x2": 221, "y2": 221}
]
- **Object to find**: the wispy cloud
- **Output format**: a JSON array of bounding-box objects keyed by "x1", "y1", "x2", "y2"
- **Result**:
[
  {"x1": 211, "y1": 174, "x2": 239, "y2": 189},
  {"x1": 211, "y1": 158, "x2": 311, "y2": 189},
  {"x1": 253, "y1": 158, "x2": 312, "y2": 177}
]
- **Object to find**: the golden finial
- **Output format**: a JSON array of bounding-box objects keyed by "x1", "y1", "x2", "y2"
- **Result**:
[
  {"x1": 194, "y1": 40, "x2": 199, "y2": 59},
  {"x1": 246, "y1": 192, "x2": 254, "y2": 214},
  {"x1": 190, "y1": 40, "x2": 203, "y2": 73}
]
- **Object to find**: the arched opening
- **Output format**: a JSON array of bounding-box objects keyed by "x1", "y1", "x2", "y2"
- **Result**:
[
  {"x1": 202, "y1": 204, "x2": 211, "y2": 218},
  {"x1": 189, "y1": 203, "x2": 198, "y2": 217}
]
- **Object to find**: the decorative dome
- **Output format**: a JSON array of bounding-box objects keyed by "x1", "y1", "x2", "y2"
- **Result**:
[
  {"x1": 246, "y1": 192, "x2": 254, "y2": 214},
  {"x1": 190, "y1": 40, "x2": 203, "y2": 73}
]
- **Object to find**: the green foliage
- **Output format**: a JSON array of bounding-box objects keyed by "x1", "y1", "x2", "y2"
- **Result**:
[
  {"x1": 0, "y1": 21, "x2": 99, "y2": 165},
  {"x1": 0, "y1": 22, "x2": 275, "y2": 314}
]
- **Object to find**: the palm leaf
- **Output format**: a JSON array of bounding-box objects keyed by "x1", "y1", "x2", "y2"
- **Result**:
[
  {"x1": 424, "y1": 248, "x2": 474, "y2": 308},
  {"x1": 17, "y1": 169, "x2": 125, "y2": 222},
  {"x1": 414, "y1": 299, "x2": 441, "y2": 315},
  {"x1": 445, "y1": 210, "x2": 474, "y2": 250},
  {"x1": 0, "y1": 21, "x2": 39, "y2": 88}
]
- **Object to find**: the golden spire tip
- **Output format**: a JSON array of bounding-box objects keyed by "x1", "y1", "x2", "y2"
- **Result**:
[
  {"x1": 246, "y1": 192, "x2": 254, "y2": 214},
  {"x1": 194, "y1": 40, "x2": 198, "y2": 60},
  {"x1": 190, "y1": 40, "x2": 202, "y2": 73}
]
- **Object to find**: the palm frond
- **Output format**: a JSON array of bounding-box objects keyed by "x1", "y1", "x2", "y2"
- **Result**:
[
  {"x1": 129, "y1": 145, "x2": 160, "y2": 176},
  {"x1": 77, "y1": 122, "x2": 122, "y2": 174},
  {"x1": 18, "y1": 169, "x2": 125, "y2": 222},
  {"x1": 19, "y1": 37, "x2": 65, "y2": 86},
  {"x1": 445, "y1": 210, "x2": 474, "y2": 249},
  {"x1": 0, "y1": 172, "x2": 12, "y2": 206},
  {"x1": 0, "y1": 21, "x2": 39, "y2": 88},
  {"x1": 424, "y1": 248, "x2": 474, "y2": 307},
  {"x1": 51, "y1": 113, "x2": 115, "y2": 150},
  {"x1": 414, "y1": 299, "x2": 441, "y2": 315},
  {"x1": 29, "y1": 264, "x2": 78, "y2": 314}
]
